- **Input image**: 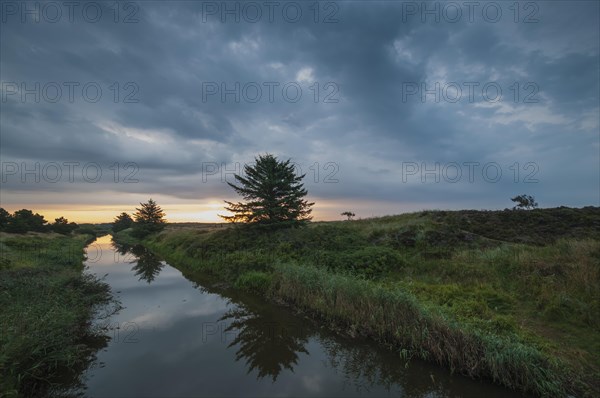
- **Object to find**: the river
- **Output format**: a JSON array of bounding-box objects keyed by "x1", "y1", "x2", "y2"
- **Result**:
[{"x1": 79, "y1": 235, "x2": 517, "y2": 397}]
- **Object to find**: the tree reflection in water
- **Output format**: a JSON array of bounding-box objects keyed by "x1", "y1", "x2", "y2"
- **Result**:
[
  {"x1": 111, "y1": 240, "x2": 130, "y2": 259},
  {"x1": 218, "y1": 306, "x2": 309, "y2": 381},
  {"x1": 128, "y1": 245, "x2": 164, "y2": 283},
  {"x1": 110, "y1": 240, "x2": 164, "y2": 284}
]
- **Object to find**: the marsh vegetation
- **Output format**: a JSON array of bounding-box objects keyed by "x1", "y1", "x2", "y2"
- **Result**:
[{"x1": 116, "y1": 206, "x2": 600, "y2": 397}]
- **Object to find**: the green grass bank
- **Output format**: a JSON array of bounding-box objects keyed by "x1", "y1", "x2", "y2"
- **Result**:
[
  {"x1": 0, "y1": 232, "x2": 113, "y2": 397},
  {"x1": 115, "y1": 206, "x2": 600, "y2": 397}
]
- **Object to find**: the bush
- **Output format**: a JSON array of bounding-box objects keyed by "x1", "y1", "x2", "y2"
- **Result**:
[
  {"x1": 131, "y1": 223, "x2": 163, "y2": 238},
  {"x1": 316, "y1": 246, "x2": 405, "y2": 277}
]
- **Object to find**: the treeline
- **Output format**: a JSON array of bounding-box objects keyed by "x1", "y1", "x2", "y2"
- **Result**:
[{"x1": 0, "y1": 208, "x2": 78, "y2": 235}]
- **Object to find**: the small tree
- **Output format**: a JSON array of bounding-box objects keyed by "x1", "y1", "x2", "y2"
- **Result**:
[
  {"x1": 220, "y1": 154, "x2": 314, "y2": 226},
  {"x1": 112, "y1": 212, "x2": 134, "y2": 232},
  {"x1": 341, "y1": 211, "x2": 355, "y2": 221},
  {"x1": 0, "y1": 208, "x2": 11, "y2": 231},
  {"x1": 132, "y1": 199, "x2": 166, "y2": 237},
  {"x1": 51, "y1": 217, "x2": 78, "y2": 235},
  {"x1": 511, "y1": 194, "x2": 538, "y2": 210}
]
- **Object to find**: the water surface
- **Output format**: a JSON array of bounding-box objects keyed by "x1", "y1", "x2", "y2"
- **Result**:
[{"x1": 82, "y1": 235, "x2": 518, "y2": 397}]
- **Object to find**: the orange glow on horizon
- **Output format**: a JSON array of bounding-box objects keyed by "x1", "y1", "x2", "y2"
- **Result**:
[{"x1": 1, "y1": 198, "x2": 435, "y2": 224}]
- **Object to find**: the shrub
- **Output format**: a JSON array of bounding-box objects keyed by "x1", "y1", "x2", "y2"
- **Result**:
[{"x1": 316, "y1": 246, "x2": 405, "y2": 277}]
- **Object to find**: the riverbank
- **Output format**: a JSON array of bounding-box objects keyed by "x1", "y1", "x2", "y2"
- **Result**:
[
  {"x1": 0, "y1": 232, "x2": 113, "y2": 397},
  {"x1": 114, "y1": 207, "x2": 600, "y2": 397}
]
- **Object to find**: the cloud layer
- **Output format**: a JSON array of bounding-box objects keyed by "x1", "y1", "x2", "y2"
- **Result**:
[{"x1": 1, "y1": 1, "x2": 598, "y2": 221}]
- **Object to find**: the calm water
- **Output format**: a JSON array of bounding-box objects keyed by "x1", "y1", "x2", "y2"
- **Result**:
[{"x1": 80, "y1": 235, "x2": 517, "y2": 397}]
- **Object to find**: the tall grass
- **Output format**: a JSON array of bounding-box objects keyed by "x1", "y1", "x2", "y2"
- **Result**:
[
  {"x1": 0, "y1": 233, "x2": 113, "y2": 397},
  {"x1": 269, "y1": 262, "x2": 569, "y2": 396}
]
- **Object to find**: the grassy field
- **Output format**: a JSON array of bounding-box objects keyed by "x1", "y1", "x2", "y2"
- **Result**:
[
  {"x1": 0, "y1": 232, "x2": 113, "y2": 397},
  {"x1": 117, "y1": 206, "x2": 600, "y2": 397}
]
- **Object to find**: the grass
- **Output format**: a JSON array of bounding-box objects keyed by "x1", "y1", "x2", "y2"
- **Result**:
[
  {"x1": 270, "y1": 263, "x2": 568, "y2": 395},
  {"x1": 0, "y1": 232, "x2": 113, "y2": 397},
  {"x1": 115, "y1": 206, "x2": 600, "y2": 397}
]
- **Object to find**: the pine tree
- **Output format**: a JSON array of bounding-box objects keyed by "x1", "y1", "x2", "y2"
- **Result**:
[
  {"x1": 132, "y1": 199, "x2": 166, "y2": 237},
  {"x1": 112, "y1": 212, "x2": 134, "y2": 232},
  {"x1": 220, "y1": 154, "x2": 314, "y2": 226}
]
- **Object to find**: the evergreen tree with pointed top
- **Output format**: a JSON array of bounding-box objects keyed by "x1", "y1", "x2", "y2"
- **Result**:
[
  {"x1": 220, "y1": 154, "x2": 314, "y2": 226},
  {"x1": 132, "y1": 199, "x2": 166, "y2": 237}
]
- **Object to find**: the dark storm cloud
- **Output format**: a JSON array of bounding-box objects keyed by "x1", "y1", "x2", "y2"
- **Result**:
[{"x1": 1, "y1": 0, "x2": 598, "y2": 215}]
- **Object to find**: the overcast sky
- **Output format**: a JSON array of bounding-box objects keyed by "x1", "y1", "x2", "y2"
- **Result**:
[{"x1": 1, "y1": 0, "x2": 598, "y2": 222}]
